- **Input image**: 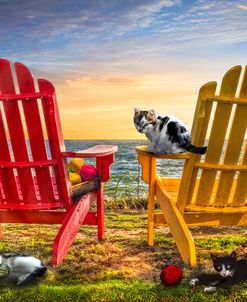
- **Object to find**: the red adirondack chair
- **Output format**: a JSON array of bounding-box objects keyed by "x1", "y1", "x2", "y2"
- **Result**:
[{"x1": 0, "y1": 59, "x2": 117, "y2": 265}]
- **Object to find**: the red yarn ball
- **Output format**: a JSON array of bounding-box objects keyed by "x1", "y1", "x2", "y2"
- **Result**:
[
  {"x1": 160, "y1": 265, "x2": 183, "y2": 286},
  {"x1": 80, "y1": 164, "x2": 98, "y2": 181}
]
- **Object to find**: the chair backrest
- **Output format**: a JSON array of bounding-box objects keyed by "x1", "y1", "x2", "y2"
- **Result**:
[
  {"x1": 0, "y1": 59, "x2": 71, "y2": 210},
  {"x1": 177, "y1": 65, "x2": 247, "y2": 212}
]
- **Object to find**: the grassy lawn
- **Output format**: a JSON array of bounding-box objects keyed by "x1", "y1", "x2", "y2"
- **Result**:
[{"x1": 0, "y1": 210, "x2": 247, "y2": 302}]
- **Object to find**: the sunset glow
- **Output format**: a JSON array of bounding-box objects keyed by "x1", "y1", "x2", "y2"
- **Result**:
[{"x1": 1, "y1": 0, "x2": 247, "y2": 139}]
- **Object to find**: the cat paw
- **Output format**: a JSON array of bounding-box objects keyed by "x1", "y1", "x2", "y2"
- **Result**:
[
  {"x1": 204, "y1": 286, "x2": 217, "y2": 293},
  {"x1": 189, "y1": 278, "x2": 199, "y2": 287}
]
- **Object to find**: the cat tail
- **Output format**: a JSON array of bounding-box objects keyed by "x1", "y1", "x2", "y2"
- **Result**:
[{"x1": 185, "y1": 144, "x2": 207, "y2": 154}]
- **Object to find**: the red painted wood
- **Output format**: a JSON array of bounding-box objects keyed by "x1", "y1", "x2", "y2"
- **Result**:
[
  {"x1": 15, "y1": 62, "x2": 56, "y2": 203},
  {"x1": 0, "y1": 59, "x2": 36, "y2": 204},
  {"x1": 62, "y1": 145, "x2": 118, "y2": 158},
  {"x1": 96, "y1": 153, "x2": 115, "y2": 182},
  {"x1": 0, "y1": 159, "x2": 57, "y2": 168},
  {"x1": 97, "y1": 185, "x2": 104, "y2": 240},
  {"x1": 0, "y1": 92, "x2": 49, "y2": 101},
  {"x1": 0, "y1": 208, "x2": 97, "y2": 224},
  {"x1": 52, "y1": 192, "x2": 95, "y2": 265},
  {"x1": 0, "y1": 104, "x2": 19, "y2": 203},
  {"x1": 38, "y1": 79, "x2": 71, "y2": 209},
  {"x1": 0, "y1": 59, "x2": 117, "y2": 265}
]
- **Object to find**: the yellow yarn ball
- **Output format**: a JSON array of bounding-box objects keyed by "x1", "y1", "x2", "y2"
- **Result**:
[
  {"x1": 68, "y1": 158, "x2": 86, "y2": 173},
  {"x1": 69, "y1": 172, "x2": 82, "y2": 185}
]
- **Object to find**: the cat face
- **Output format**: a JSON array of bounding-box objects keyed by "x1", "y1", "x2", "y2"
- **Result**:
[
  {"x1": 211, "y1": 251, "x2": 236, "y2": 278},
  {"x1": 134, "y1": 108, "x2": 156, "y2": 133}
]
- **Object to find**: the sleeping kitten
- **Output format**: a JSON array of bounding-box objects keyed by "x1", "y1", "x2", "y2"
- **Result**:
[
  {"x1": 134, "y1": 108, "x2": 207, "y2": 154},
  {"x1": 190, "y1": 251, "x2": 247, "y2": 293},
  {"x1": 0, "y1": 252, "x2": 47, "y2": 286}
]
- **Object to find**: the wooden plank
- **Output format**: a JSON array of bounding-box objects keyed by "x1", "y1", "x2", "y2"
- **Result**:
[
  {"x1": 214, "y1": 105, "x2": 247, "y2": 206},
  {"x1": 147, "y1": 157, "x2": 156, "y2": 246},
  {"x1": 52, "y1": 192, "x2": 95, "y2": 265},
  {"x1": 38, "y1": 79, "x2": 71, "y2": 209},
  {"x1": 15, "y1": 62, "x2": 56, "y2": 203},
  {"x1": 0, "y1": 103, "x2": 19, "y2": 203},
  {"x1": 207, "y1": 95, "x2": 247, "y2": 105},
  {"x1": 195, "y1": 66, "x2": 241, "y2": 206},
  {"x1": 63, "y1": 145, "x2": 118, "y2": 158},
  {"x1": 195, "y1": 162, "x2": 247, "y2": 171},
  {"x1": 177, "y1": 82, "x2": 216, "y2": 212},
  {"x1": 0, "y1": 59, "x2": 36, "y2": 204},
  {"x1": 154, "y1": 211, "x2": 247, "y2": 226},
  {"x1": 232, "y1": 66, "x2": 247, "y2": 206},
  {"x1": 156, "y1": 176, "x2": 196, "y2": 266},
  {"x1": 0, "y1": 209, "x2": 97, "y2": 225}
]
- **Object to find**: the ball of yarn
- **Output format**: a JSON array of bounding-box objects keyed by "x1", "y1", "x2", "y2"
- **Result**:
[
  {"x1": 80, "y1": 164, "x2": 98, "y2": 181},
  {"x1": 160, "y1": 265, "x2": 183, "y2": 286},
  {"x1": 0, "y1": 263, "x2": 9, "y2": 279},
  {"x1": 68, "y1": 158, "x2": 86, "y2": 173}
]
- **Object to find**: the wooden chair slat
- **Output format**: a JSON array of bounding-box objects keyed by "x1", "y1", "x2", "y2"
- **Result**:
[
  {"x1": 15, "y1": 62, "x2": 56, "y2": 203},
  {"x1": 177, "y1": 82, "x2": 216, "y2": 212},
  {"x1": 0, "y1": 107, "x2": 20, "y2": 203},
  {"x1": 0, "y1": 59, "x2": 36, "y2": 203},
  {"x1": 195, "y1": 66, "x2": 241, "y2": 206}
]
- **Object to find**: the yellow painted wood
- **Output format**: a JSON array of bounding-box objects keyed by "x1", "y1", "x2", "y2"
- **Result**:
[
  {"x1": 177, "y1": 82, "x2": 216, "y2": 212},
  {"x1": 135, "y1": 146, "x2": 191, "y2": 159},
  {"x1": 147, "y1": 157, "x2": 156, "y2": 246},
  {"x1": 156, "y1": 176, "x2": 196, "y2": 266},
  {"x1": 196, "y1": 66, "x2": 242, "y2": 206},
  {"x1": 195, "y1": 162, "x2": 247, "y2": 171},
  {"x1": 214, "y1": 105, "x2": 247, "y2": 206},
  {"x1": 232, "y1": 66, "x2": 247, "y2": 206},
  {"x1": 186, "y1": 205, "x2": 247, "y2": 213},
  {"x1": 135, "y1": 65, "x2": 247, "y2": 267},
  {"x1": 207, "y1": 95, "x2": 247, "y2": 105},
  {"x1": 161, "y1": 177, "x2": 238, "y2": 206},
  {"x1": 154, "y1": 212, "x2": 247, "y2": 227},
  {"x1": 138, "y1": 154, "x2": 151, "y2": 184},
  {"x1": 232, "y1": 142, "x2": 247, "y2": 206}
]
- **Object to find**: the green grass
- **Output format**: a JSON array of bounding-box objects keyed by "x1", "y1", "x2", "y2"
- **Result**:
[{"x1": 0, "y1": 211, "x2": 247, "y2": 301}]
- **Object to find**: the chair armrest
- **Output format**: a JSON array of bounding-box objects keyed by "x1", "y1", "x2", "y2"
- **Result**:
[
  {"x1": 62, "y1": 145, "x2": 118, "y2": 158},
  {"x1": 136, "y1": 146, "x2": 190, "y2": 184},
  {"x1": 62, "y1": 145, "x2": 117, "y2": 183},
  {"x1": 135, "y1": 146, "x2": 191, "y2": 159}
]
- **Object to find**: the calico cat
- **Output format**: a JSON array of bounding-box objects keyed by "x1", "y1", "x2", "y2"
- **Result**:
[
  {"x1": 190, "y1": 251, "x2": 247, "y2": 293},
  {"x1": 0, "y1": 252, "x2": 47, "y2": 286},
  {"x1": 133, "y1": 108, "x2": 207, "y2": 154}
]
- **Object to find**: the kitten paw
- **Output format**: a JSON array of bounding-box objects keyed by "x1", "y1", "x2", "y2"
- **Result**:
[
  {"x1": 204, "y1": 286, "x2": 217, "y2": 293},
  {"x1": 189, "y1": 278, "x2": 199, "y2": 287}
]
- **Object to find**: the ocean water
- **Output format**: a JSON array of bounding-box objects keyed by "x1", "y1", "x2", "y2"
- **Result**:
[{"x1": 64, "y1": 140, "x2": 185, "y2": 196}]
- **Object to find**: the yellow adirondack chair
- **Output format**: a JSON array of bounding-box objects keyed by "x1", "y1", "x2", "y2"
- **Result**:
[{"x1": 136, "y1": 65, "x2": 247, "y2": 266}]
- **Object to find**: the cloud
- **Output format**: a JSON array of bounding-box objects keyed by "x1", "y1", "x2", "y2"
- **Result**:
[
  {"x1": 236, "y1": 4, "x2": 247, "y2": 10},
  {"x1": 66, "y1": 76, "x2": 138, "y2": 87},
  {"x1": 1, "y1": 0, "x2": 247, "y2": 80}
]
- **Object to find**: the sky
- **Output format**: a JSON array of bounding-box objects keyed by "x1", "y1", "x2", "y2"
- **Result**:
[{"x1": 0, "y1": 0, "x2": 247, "y2": 139}]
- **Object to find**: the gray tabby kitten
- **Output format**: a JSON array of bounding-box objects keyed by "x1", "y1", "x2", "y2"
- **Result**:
[
  {"x1": 0, "y1": 252, "x2": 47, "y2": 285},
  {"x1": 134, "y1": 108, "x2": 207, "y2": 154}
]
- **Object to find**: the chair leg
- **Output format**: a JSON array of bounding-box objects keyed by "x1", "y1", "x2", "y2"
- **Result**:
[
  {"x1": 156, "y1": 177, "x2": 196, "y2": 266},
  {"x1": 147, "y1": 182, "x2": 155, "y2": 246},
  {"x1": 52, "y1": 193, "x2": 94, "y2": 266},
  {"x1": 97, "y1": 185, "x2": 104, "y2": 240}
]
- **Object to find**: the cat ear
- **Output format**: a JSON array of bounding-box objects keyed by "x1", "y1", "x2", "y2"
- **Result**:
[
  {"x1": 134, "y1": 108, "x2": 141, "y2": 116},
  {"x1": 210, "y1": 253, "x2": 217, "y2": 261},
  {"x1": 147, "y1": 109, "x2": 156, "y2": 121},
  {"x1": 230, "y1": 251, "x2": 236, "y2": 259}
]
